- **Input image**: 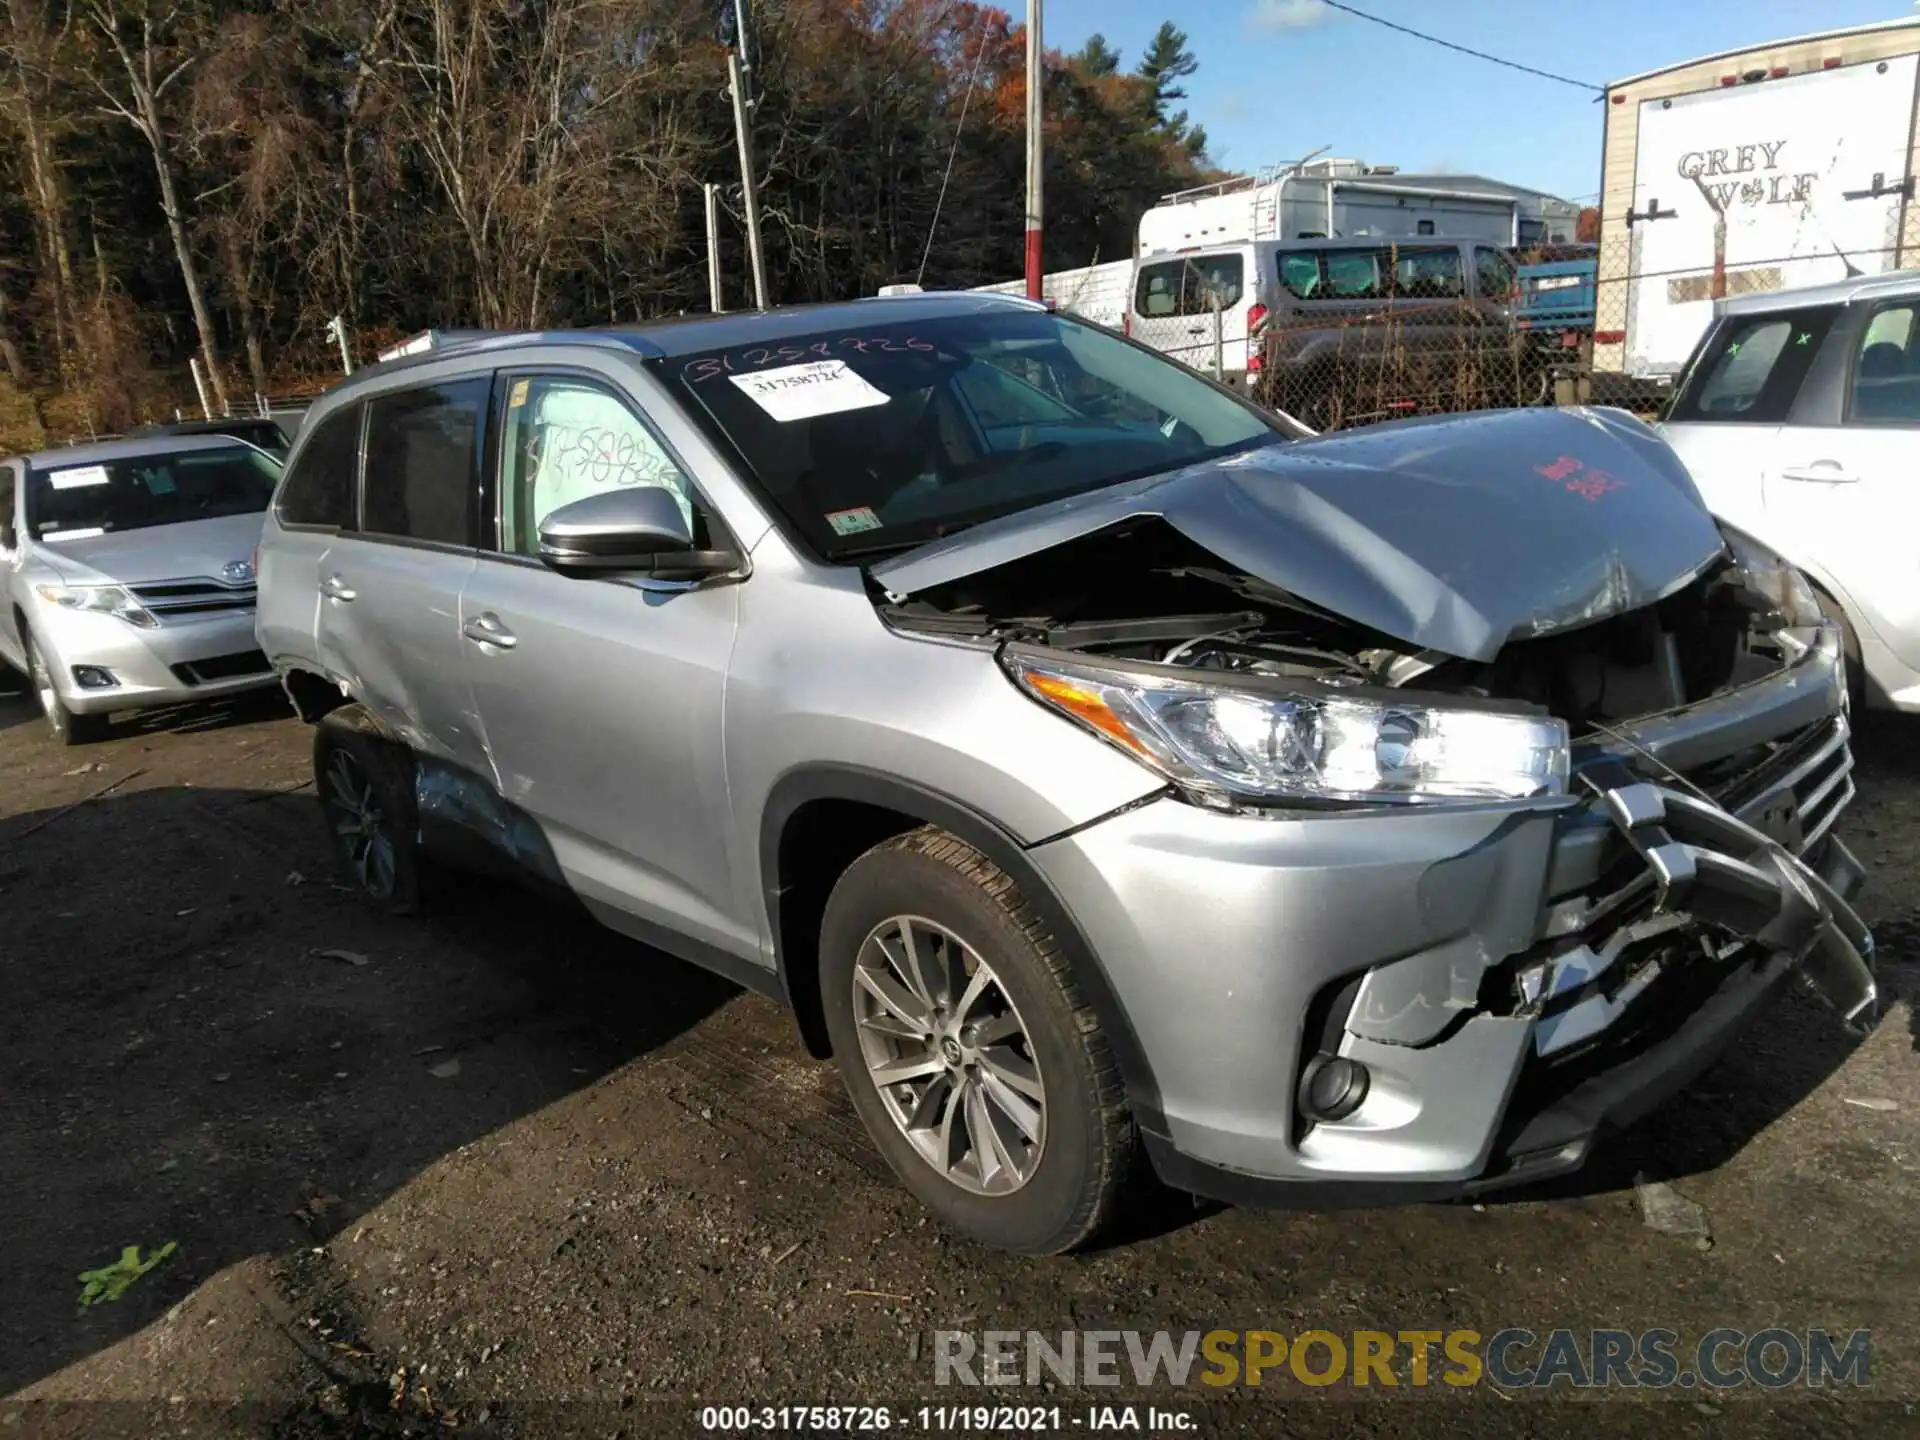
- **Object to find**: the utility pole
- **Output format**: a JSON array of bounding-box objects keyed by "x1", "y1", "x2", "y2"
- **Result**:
[
  {"x1": 188, "y1": 356, "x2": 211, "y2": 419},
  {"x1": 1024, "y1": 0, "x2": 1044, "y2": 300},
  {"x1": 324, "y1": 314, "x2": 354, "y2": 375},
  {"x1": 728, "y1": 55, "x2": 770, "y2": 310},
  {"x1": 704, "y1": 183, "x2": 725, "y2": 313},
  {"x1": 727, "y1": 2, "x2": 770, "y2": 310}
]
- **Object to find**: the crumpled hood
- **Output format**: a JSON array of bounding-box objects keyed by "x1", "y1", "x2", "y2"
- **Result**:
[
  {"x1": 871, "y1": 406, "x2": 1727, "y2": 663},
  {"x1": 30, "y1": 511, "x2": 265, "y2": 588}
]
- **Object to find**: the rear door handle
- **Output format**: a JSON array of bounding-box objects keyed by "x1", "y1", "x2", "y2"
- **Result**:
[
  {"x1": 462, "y1": 613, "x2": 517, "y2": 650},
  {"x1": 1780, "y1": 462, "x2": 1859, "y2": 484},
  {"x1": 320, "y1": 574, "x2": 356, "y2": 602}
]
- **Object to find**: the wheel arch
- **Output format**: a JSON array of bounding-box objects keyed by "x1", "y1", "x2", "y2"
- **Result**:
[
  {"x1": 281, "y1": 665, "x2": 350, "y2": 724},
  {"x1": 759, "y1": 764, "x2": 1163, "y2": 1129}
]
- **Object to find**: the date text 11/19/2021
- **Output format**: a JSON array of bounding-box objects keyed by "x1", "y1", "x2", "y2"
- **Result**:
[{"x1": 699, "y1": 1405, "x2": 1194, "y2": 1432}]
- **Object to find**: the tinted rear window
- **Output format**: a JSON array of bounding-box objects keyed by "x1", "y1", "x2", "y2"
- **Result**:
[
  {"x1": 1667, "y1": 307, "x2": 1837, "y2": 424},
  {"x1": 277, "y1": 405, "x2": 362, "y2": 529},
  {"x1": 363, "y1": 381, "x2": 486, "y2": 546},
  {"x1": 1275, "y1": 245, "x2": 1468, "y2": 302}
]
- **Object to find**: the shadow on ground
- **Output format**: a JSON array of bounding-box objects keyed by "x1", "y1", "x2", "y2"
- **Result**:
[
  {"x1": 0, "y1": 677, "x2": 292, "y2": 742},
  {"x1": 0, "y1": 782, "x2": 738, "y2": 1395}
]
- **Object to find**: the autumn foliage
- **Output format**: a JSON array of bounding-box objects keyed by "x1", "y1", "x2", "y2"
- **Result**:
[{"x1": 0, "y1": 0, "x2": 1212, "y2": 434}]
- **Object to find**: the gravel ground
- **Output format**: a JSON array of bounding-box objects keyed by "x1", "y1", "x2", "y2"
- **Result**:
[{"x1": 0, "y1": 675, "x2": 1915, "y2": 1439}]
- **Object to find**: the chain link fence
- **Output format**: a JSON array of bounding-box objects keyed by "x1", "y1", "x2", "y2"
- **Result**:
[{"x1": 1118, "y1": 232, "x2": 1920, "y2": 433}]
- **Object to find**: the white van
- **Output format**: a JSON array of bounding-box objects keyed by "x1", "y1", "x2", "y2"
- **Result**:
[{"x1": 1126, "y1": 245, "x2": 1272, "y2": 389}]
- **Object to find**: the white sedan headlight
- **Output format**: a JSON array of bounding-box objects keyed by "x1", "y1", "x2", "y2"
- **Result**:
[
  {"x1": 33, "y1": 581, "x2": 158, "y2": 629},
  {"x1": 1004, "y1": 654, "x2": 1568, "y2": 807}
]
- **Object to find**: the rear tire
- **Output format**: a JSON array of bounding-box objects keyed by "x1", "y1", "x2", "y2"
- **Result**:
[
  {"x1": 820, "y1": 827, "x2": 1135, "y2": 1254},
  {"x1": 314, "y1": 703, "x2": 423, "y2": 914},
  {"x1": 25, "y1": 632, "x2": 107, "y2": 746}
]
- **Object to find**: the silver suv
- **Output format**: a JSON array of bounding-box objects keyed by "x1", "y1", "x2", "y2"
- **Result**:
[
  {"x1": 256, "y1": 295, "x2": 1875, "y2": 1253},
  {"x1": 2, "y1": 434, "x2": 281, "y2": 743}
]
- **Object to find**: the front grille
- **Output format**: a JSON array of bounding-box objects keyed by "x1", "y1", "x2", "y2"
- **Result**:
[
  {"x1": 170, "y1": 650, "x2": 271, "y2": 686},
  {"x1": 1689, "y1": 714, "x2": 1854, "y2": 852},
  {"x1": 128, "y1": 576, "x2": 256, "y2": 621}
]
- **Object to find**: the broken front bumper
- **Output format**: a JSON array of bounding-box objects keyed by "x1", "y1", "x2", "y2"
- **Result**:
[{"x1": 1030, "y1": 624, "x2": 1875, "y2": 1204}]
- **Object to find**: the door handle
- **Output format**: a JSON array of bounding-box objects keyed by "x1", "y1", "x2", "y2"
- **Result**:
[
  {"x1": 1780, "y1": 462, "x2": 1859, "y2": 484},
  {"x1": 320, "y1": 574, "x2": 356, "y2": 602},
  {"x1": 462, "y1": 613, "x2": 517, "y2": 650}
]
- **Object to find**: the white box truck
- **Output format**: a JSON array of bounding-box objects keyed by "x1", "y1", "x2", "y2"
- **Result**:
[{"x1": 1595, "y1": 18, "x2": 1920, "y2": 388}]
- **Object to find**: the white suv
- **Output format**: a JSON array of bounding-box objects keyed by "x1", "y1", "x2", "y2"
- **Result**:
[{"x1": 1661, "y1": 270, "x2": 1920, "y2": 711}]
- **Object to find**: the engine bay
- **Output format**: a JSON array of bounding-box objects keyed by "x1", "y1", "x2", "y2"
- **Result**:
[{"x1": 878, "y1": 518, "x2": 1805, "y2": 732}]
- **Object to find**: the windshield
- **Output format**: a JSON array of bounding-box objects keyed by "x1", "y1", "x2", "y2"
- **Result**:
[
  {"x1": 25, "y1": 446, "x2": 282, "y2": 542},
  {"x1": 660, "y1": 308, "x2": 1285, "y2": 557}
]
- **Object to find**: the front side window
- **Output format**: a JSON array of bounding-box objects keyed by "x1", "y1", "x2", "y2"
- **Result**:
[
  {"x1": 663, "y1": 309, "x2": 1282, "y2": 559},
  {"x1": 1132, "y1": 255, "x2": 1245, "y2": 317},
  {"x1": 496, "y1": 376, "x2": 701, "y2": 556},
  {"x1": 1848, "y1": 302, "x2": 1920, "y2": 423},
  {"x1": 363, "y1": 380, "x2": 486, "y2": 545},
  {"x1": 1667, "y1": 307, "x2": 1837, "y2": 424},
  {"x1": 24, "y1": 445, "x2": 281, "y2": 542},
  {"x1": 277, "y1": 404, "x2": 362, "y2": 529},
  {"x1": 0, "y1": 465, "x2": 16, "y2": 550}
]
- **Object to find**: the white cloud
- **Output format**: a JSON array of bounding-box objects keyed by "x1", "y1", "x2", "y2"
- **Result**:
[{"x1": 1249, "y1": 0, "x2": 1333, "y2": 32}]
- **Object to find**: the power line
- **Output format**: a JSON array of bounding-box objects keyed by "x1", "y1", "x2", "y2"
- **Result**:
[
  {"x1": 917, "y1": 19, "x2": 992, "y2": 286},
  {"x1": 1318, "y1": 0, "x2": 1603, "y2": 94}
]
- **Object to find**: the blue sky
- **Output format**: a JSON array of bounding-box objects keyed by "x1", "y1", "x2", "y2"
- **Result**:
[{"x1": 1044, "y1": 0, "x2": 1915, "y2": 201}]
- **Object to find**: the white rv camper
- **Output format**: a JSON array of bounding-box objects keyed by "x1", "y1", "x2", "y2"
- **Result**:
[{"x1": 1595, "y1": 18, "x2": 1920, "y2": 386}]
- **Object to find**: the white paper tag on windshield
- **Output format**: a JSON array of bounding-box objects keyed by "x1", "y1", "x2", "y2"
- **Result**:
[
  {"x1": 48, "y1": 464, "x2": 110, "y2": 490},
  {"x1": 728, "y1": 360, "x2": 889, "y2": 423},
  {"x1": 41, "y1": 527, "x2": 105, "y2": 542}
]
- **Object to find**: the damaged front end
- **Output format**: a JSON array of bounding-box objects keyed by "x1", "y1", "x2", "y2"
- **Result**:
[{"x1": 875, "y1": 407, "x2": 1874, "y2": 1197}]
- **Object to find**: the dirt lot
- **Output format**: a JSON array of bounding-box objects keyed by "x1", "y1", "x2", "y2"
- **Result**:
[{"x1": 1, "y1": 676, "x2": 1916, "y2": 1439}]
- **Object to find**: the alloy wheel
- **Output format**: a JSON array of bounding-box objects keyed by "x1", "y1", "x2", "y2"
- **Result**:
[
  {"x1": 324, "y1": 748, "x2": 397, "y2": 898},
  {"x1": 851, "y1": 915, "x2": 1047, "y2": 1196}
]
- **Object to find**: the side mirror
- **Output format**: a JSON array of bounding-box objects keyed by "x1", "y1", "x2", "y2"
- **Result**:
[{"x1": 536, "y1": 487, "x2": 736, "y2": 580}]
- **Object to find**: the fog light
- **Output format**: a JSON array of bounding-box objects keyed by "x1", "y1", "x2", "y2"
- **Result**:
[
  {"x1": 71, "y1": 665, "x2": 118, "y2": 690},
  {"x1": 1299, "y1": 1055, "x2": 1370, "y2": 1123}
]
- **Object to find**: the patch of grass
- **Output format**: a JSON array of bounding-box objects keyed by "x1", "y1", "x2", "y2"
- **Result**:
[{"x1": 77, "y1": 1241, "x2": 178, "y2": 1307}]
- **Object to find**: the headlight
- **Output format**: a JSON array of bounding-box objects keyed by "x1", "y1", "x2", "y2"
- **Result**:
[
  {"x1": 32, "y1": 581, "x2": 158, "y2": 629},
  {"x1": 1720, "y1": 526, "x2": 1820, "y2": 626},
  {"x1": 1004, "y1": 653, "x2": 1569, "y2": 807}
]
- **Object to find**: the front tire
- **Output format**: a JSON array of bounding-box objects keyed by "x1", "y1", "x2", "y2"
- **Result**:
[
  {"x1": 820, "y1": 828, "x2": 1134, "y2": 1254},
  {"x1": 314, "y1": 704, "x2": 422, "y2": 914},
  {"x1": 25, "y1": 632, "x2": 106, "y2": 746}
]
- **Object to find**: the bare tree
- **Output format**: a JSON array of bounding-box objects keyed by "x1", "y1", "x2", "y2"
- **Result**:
[
  {"x1": 80, "y1": 0, "x2": 228, "y2": 411},
  {"x1": 385, "y1": 0, "x2": 704, "y2": 327},
  {"x1": 1, "y1": 0, "x2": 81, "y2": 367}
]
